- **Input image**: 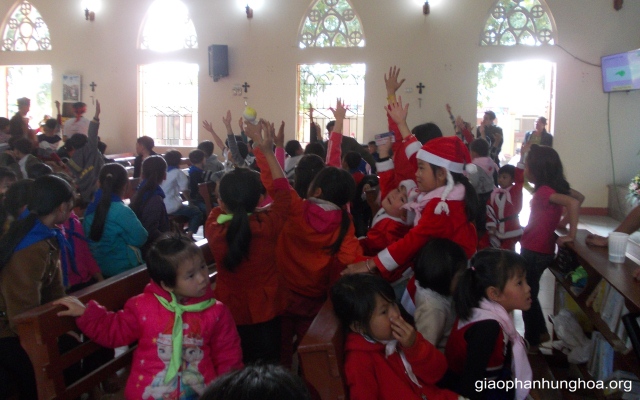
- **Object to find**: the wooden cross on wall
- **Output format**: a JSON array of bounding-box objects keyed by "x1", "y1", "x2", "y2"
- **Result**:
[
  {"x1": 416, "y1": 82, "x2": 425, "y2": 94},
  {"x1": 242, "y1": 82, "x2": 250, "y2": 93},
  {"x1": 90, "y1": 82, "x2": 97, "y2": 92}
]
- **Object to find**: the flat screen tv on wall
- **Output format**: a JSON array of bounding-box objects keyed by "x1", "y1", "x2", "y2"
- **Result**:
[{"x1": 601, "y1": 49, "x2": 640, "y2": 93}]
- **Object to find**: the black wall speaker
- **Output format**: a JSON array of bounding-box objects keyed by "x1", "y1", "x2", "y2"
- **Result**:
[{"x1": 209, "y1": 44, "x2": 228, "y2": 82}]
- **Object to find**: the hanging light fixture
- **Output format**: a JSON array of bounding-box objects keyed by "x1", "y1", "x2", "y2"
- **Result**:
[
  {"x1": 246, "y1": 4, "x2": 253, "y2": 19},
  {"x1": 423, "y1": 1, "x2": 430, "y2": 15}
]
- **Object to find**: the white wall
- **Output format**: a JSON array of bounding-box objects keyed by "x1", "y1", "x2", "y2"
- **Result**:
[{"x1": 1, "y1": 0, "x2": 639, "y2": 207}]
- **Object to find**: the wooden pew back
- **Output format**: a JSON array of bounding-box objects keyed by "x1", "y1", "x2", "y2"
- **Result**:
[{"x1": 298, "y1": 298, "x2": 347, "y2": 400}]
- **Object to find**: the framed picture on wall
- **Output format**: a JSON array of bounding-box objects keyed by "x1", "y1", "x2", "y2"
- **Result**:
[{"x1": 63, "y1": 74, "x2": 81, "y2": 102}]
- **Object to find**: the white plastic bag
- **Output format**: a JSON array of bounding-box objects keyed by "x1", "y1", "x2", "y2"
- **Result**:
[{"x1": 549, "y1": 309, "x2": 593, "y2": 363}]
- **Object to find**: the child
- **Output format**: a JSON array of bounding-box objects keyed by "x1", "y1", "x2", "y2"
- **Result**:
[
  {"x1": 445, "y1": 249, "x2": 533, "y2": 400},
  {"x1": 0, "y1": 175, "x2": 74, "y2": 399},
  {"x1": 345, "y1": 106, "x2": 479, "y2": 275},
  {"x1": 331, "y1": 274, "x2": 460, "y2": 400},
  {"x1": 485, "y1": 164, "x2": 524, "y2": 251},
  {"x1": 0, "y1": 166, "x2": 17, "y2": 195},
  {"x1": 83, "y1": 163, "x2": 148, "y2": 278},
  {"x1": 468, "y1": 138, "x2": 498, "y2": 243},
  {"x1": 520, "y1": 144, "x2": 579, "y2": 350},
  {"x1": 62, "y1": 101, "x2": 90, "y2": 139},
  {"x1": 132, "y1": 136, "x2": 156, "y2": 178},
  {"x1": 61, "y1": 100, "x2": 104, "y2": 205},
  {"x1": 284, "y1": 139, "x2": 304, "y2": 179},
  {"x1": 130, "y1": 155, "x2": 170, "y2": 255},
  {"x1": 187, "y1": 149, "x2": 210, "y2": 220},
  {"x1": 198, "y1": 140, "x2": 225, "y2": 175},
  {"x1": 205, "y1": 121, "x2": 291, "y2": 364},
  {"x1": 6, "y1": 137, "x2": 43, "y2": 180},
  {"x1": 161, "y1": 150, "x2": 204, "y2": 239},
  {"x1": 37, "y1": 101, "x2": 63, "y2": 158},
  {"x1": 54, "y1": 234, "x2": 244, "y2": 399},
  {"x1": 410, "y1": 239, "x2": 467, "y2": 352},
  {"x1": 251, "y1": 103, "x2": 362, "y2": 368}
]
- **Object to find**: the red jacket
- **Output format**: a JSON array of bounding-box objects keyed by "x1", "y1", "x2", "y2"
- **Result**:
[
  {"x1": 387, "y1": 112, "x2": 421, "y2": 188},
  {"x1": 205, "y1": 177, "x2": 291, "y2": 325},
  {"x1": 255, "y1": 149, "x2": 362, "y2": 298},
  {"x1": 344, "y1": 332, "x2": 460, "y2": 400},
  {"x1": 486, "y1": 165, "x2": 524, "y2": 240}
]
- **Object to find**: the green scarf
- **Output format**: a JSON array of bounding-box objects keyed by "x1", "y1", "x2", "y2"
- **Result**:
[
  {"x1": 154, "y1": 293, "x2": 215, "y2": 383},
  {"x1": 216, "y1": 212, "x2": 252, "y2": 224}
]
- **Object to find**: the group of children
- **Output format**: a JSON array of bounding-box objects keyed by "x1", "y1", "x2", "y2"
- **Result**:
[{"x1": 0, "y1": 66, "x2": 583, "y2": 400}]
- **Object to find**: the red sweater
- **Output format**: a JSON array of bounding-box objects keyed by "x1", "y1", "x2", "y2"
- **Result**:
[
  {"x1": 205, "y1": 177, "x2": 291, "y2": 325},
  {"x1": 344, "y1": 332, "x2": 460, "y2": 400}
]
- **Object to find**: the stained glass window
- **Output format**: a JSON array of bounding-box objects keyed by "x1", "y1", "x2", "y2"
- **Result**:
[
  {"x1": 299, "y1": 0, "x2": 365, "y2": 49},
  {"x1": 481, "y1": 0, "x2": 556, "y2": 46},
  {"x1": 140, "y1": 0, "x2": 197, "y2": 51},
  {"x1": 2, "y1": 1, "x2": 51, "y2": 51}
]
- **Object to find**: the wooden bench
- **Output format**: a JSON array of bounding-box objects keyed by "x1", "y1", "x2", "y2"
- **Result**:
[
  {"x1": 13, "y1": 239, "x2": 216, "y2": 400},
  {"x1": 199, "y1": 181, "x2": 217, "y2": 215},
  {"x1": 298, "y1": 298, "x2": 347, "y2": 400}
]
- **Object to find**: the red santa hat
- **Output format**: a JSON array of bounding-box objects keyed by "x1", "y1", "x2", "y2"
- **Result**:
[
  {"x1": 416, "y1": 136, "x2": 476, "y2": 215},
  {"x1": 416, "y1": 136, "x2": 474, "y2": 174}
]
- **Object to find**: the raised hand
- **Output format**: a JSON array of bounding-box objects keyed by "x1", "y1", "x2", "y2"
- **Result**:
[
  {"x1": 94, "y1": 100, "x2": 100, "y2": 119},
  {"x1": 222, "y1": 110, "x2": 232, "y2": 127},
  {"x1": 330, "y1": 98, "x2": 347, "y2": 121},
  {"x1": 385, "y1": 66, "x2": 405, "y2": 96},
  {"x1": 202, "y1": 120, "x2": 215, "y2": 134},
  {"x1": 243, "y1": 118, "x2": 263, "y2": 144},
  {"x1": 445, "y1": 103, "x2": 452, "y2": 115},
  {"x1": 238, "y1": 116, "x2": 244, "y2": 132},
  {"x1": 259, "y1": 119, "x2": 275, "y2": 153},
  {"x1": 276, "y1": 121, "x2": 285, "y2": 148},
  {"x1": 387, "y1": 96, "x2": 409, "y2": 125}
]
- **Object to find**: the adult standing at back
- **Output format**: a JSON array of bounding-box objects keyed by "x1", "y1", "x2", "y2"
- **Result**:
[
  {"x1": 523, "y1": 116, "x2": 552, "y2": 150},
  {"x1": 133, "y1": 136, "x2": 156, "y2": 178},
  {"x1": 9, "y1": 98, "x2": 35, "y2": 145},
  {"x1": 477, "y1": 110, "x2": 503, "y2": 166}
]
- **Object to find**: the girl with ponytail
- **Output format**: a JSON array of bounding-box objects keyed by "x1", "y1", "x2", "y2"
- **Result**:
[
  {"x1": 130, "y1": 155, "x2": 170, "y2": 255},
  {"x1": 205, "y1": 120, "x2": 291, "y2": 364},
  {"x1": 0, "y1": 175, "x2": 75, "y2": 399},
  {"x1": 83, "y1": 163, "x2": 148, "y2": 278}
]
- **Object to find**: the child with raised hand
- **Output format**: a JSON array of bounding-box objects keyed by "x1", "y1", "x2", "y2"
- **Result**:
[
  {"x1": 407, "y1": 239, "x2": 467, "y2": 352},
  {"x1": 331, "y1": 274, "x2": 461, "y2": 400},
  {"x1": 520, "y1": 144, "x2": 579, "y2": 351},
  {"x1": 345, "y1": 107, "x2": 479, "y2": 276},
  {"x1": 468, "y1": 138, "x2": 498, "y2": 244},
  {"x1": 484, "y1": 164, "x2": 524, "y2": 251},
  {"x1": 130, "y1": 154, "x2": 170, "y2": 255},
  {"x1": 445, "y1": 249, "x2": 532, "y2": 400},
  {"x1": 0, "y1": 175, "x2": 75, "y2": 399},
  {"x1": 247, "y1": 110, "x2": 362, "y2": 369},
  {"x1": 205, "y1": 119, "x2": 291, "y2": 365},
  {"x1": 54, "y1": 234, "x2": 243, "y2": 400},
  {"x1": 83, "y1": 163, "x2": 148, "y2": 278}
]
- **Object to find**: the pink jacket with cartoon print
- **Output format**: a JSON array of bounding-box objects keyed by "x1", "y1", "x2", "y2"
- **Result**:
[{"x1": 77, "y1": 281, "x2": 243, "y2": 400}]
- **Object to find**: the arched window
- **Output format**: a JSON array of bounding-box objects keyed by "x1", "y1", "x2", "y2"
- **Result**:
[
  {"x1": 2, "y1": 1, "x2": 51, "y2": 51},
  {"x1": 299, "y1": 0, "x2": 365, "y2": 49},
  {"x1": 481, "y1": 0, "x2": 556, "y2": 46},
  {"x1": 139, "y1": 0, "x2": 197, "y2": 52}
]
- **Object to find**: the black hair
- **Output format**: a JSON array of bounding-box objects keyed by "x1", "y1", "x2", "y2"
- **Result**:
[
  {"x1": 89, "y1": 163, "x2": 129, "y2": 241},
  {"x1": 12, "y1": 137, "x2": 33, "y2": 155},
  {"x1": 525, "y1": 144, "x2": 570, "y2": 195},
  {"x1": 469, "y1": 138, "x2": 490, "y2": 157},
  {"x1": 236, "y1": 141, "x2": 249, "y2": 160},
  {"x1": 453, "y1": 248, "x2": 527, "y2": 320},
  {"x1": 429, "y1": 163, "x2": 479, "y2": 223},
  {"x1": 200, "y1": 364, "x2": 311, "y2": 400},
  {"x1": 414, "y1": 239, "x2": 467, "y2": 296},
  {"x1": 197, "y1": 140, "x2": 214, "y2": 157},
  {"x1": 44, "y1": 118, "x2": 57, "y2": 131},
  {"x1": 342, "y1": 151, "x2": 362, "y2": 171},
  {"x1": 484, "y1": 110, "x2": 497, "y2": 120},
  {"x1": 0, "y1": 117, "x2": 9, "y2": 130},
  {"x1": 284, "y1": 140, "x2": 302, "y2": 158},
  {"x1": 331, "y1": 274, "x2": 396, "y2": 338},
  {"x1": 164, "y1": 150, "x2": 183, "y2": 168},
  {"x1": 293, "y1": 154, "x2": 325, "y2": 199},
  {"x1": 218, "y1": 168, "x2": 263, "y2": 271},
  {"x1": 66, "y1": 133, "x2": 88, "y2": 150},
  {"x1": 130, "y1": 155, "x2": 167, "y2": 217},
  {"x1": 308, "y1": 167, "x2": 355, "y2": 255},
  {"x1": 498, "y1": 164, "x2": 515, "y2": 180},
  {"x1": 72, "y1": 101, "x2": 86, "y2": 109},
  {"x1": 137, "y1": 136, "x2": 155, "y2": 152},
  {"x1": 189, "y1": 149, "x2": 206, "y2": 164},
  {"x1": 367, "y1": 141, "x2": 376, "y2": 147},
  {"x1": 0, "y1": 166, "x2": 17, "y2": 182},
  {"x1": 303, "y1": 142, "x2": 326, "y2": 160},
  {"x1": 27, "y1": 162, "x2": 53, "y2": 179},
  {"x1": 0, "y1": 179, "x2": 33, "y2": 235},
  {"x1": 412, "y1": 122, "x2": 442, "y2": 145},
  {"x1": 0, "y1": 175, "x2": 73, "y2": 269},
  {"x1": 326, "y1": 120, "x2": 335, "y2": 132},
  {"x1": 146, "y1": 233, "x2": 203, "y2": 288}
]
